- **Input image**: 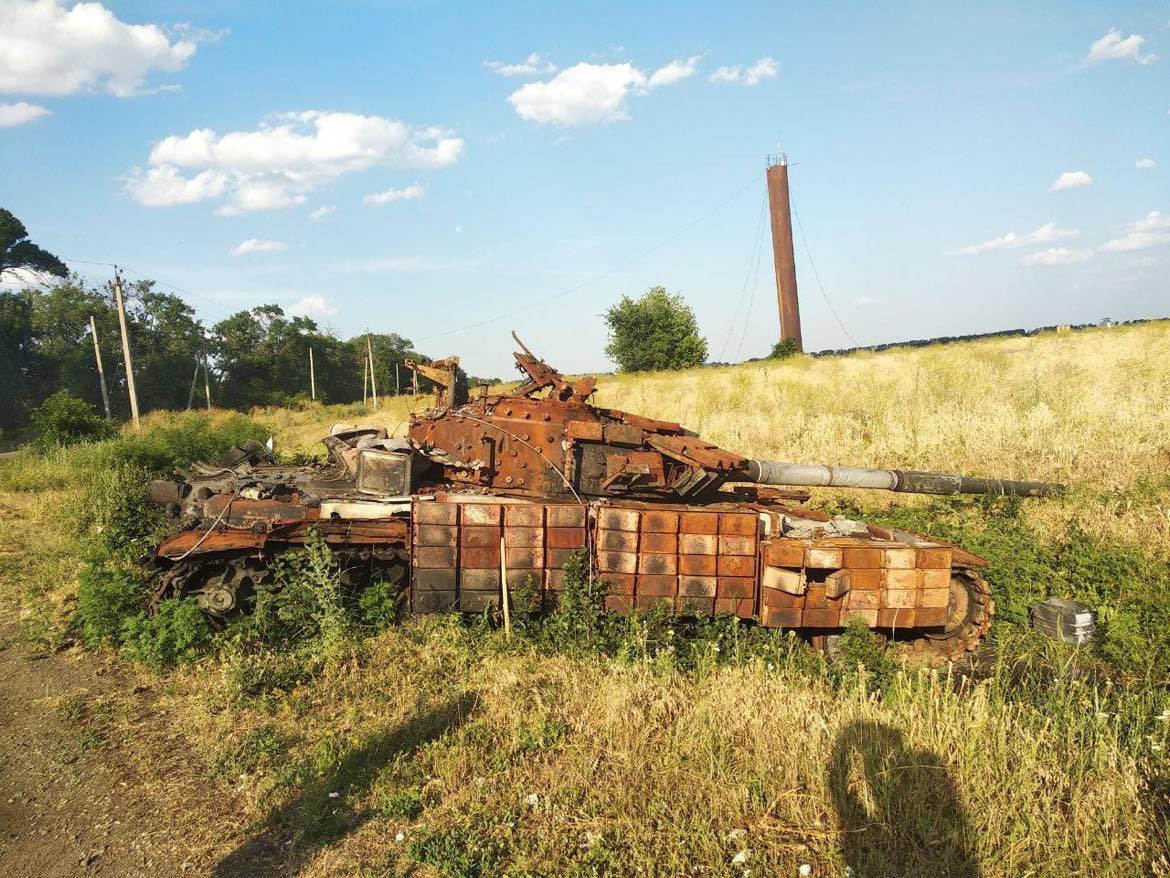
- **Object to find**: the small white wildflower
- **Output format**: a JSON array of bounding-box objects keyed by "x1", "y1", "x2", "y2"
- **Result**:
[
  {"x1": 1155, "y1": 710, "x2": 1169, "y2": 722},
  {"x1": 844, "y1": 868, "x2": 854, "y2": 877},
  {"x1": 666, "y1": 644, "x2": 675, "y2": 654},
  {"x1": 1152, "y1": 743, "x2": 1163, "y2": 752},
  {"x1": 713, "y1": 645, "x2": 721, "y2": 652},
  {"x1": 731, "y1": 850, "x2": 749, "y2": 867},
  {"x1": 395, "y1": 831, "x2": 405, "y2": 843},
  {"x1": 327, "y1": 791, "x2": 339, "y2": 799},
  {"x1": 724, "y1": 828, "x2": 746, "y2": 842},
  {"x1": 525, "y1": 792, "x2": 540, "y2": 807},
  {"x1": 799, "y1": 865, "x2": 812, "y2": 877}
]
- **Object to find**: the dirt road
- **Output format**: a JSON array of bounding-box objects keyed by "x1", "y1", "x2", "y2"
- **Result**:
[{"x1": 0, "y1": 617, "x2": 233, "y2": 876}]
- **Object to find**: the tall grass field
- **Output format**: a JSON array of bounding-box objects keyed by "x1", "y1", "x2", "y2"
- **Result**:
[{"x1": 0, "y1": 322, "x2": 1167, "y2": 876}]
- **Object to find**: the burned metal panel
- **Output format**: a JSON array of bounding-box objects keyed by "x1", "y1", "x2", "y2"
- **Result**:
[
  {"x1": 409, "y1": 498, "x2": 587, "y2": 614},
  {"x1": 758, "y1": 535, "x2": 955, "y2": 630},
  {"x1": 592, "y1": 502, "x2": 760, "y2": 619}
]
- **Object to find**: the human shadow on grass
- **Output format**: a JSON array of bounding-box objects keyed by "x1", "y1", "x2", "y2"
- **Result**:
[
  {"x1": 828, "y1": 720, "x2": 981, "y2": 878},
  {"x1": 213, "y1": 691, "x2": 478, "y2": 878}
]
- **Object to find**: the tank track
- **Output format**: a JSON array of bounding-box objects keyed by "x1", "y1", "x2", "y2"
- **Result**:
[
  {"x1": 905, "y1": 568, "x2": 994, "y2": 664},
  {"x1": 151, "y1": 546, "x2": 410, "y2": 622}
]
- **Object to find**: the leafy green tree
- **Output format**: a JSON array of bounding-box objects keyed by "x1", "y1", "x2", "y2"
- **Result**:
[
  {"x1": 211, "y1": 305, "x2": 362, "y2": 407},
  {"x1": 30, "y1": 390, "x2": 114, "y2": 450},
  {"x1": 122, "y1": 279, "x2": 205, "y2": 411},
  {"x1": 0, "y1": 291, "x2": 38, "y2": 428},
  {"x1": 354, "y1": 332, "x2": 426, "y2": 398},
  {"x1": 770, "y1": 338, "x2": 799, "y2": 359},
  {"x1": 604, "y1": 285, "x2": 708, "y2": 372},
  {"x1": 0, "y1": 208, "x2": 67, "y2": 283}
]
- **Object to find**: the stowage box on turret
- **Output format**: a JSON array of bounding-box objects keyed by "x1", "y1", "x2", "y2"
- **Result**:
[{"x1": 148, "y1": 335, "x2": 1063, "y2": 661}]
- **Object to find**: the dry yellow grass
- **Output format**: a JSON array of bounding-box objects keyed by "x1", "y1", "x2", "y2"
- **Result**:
[
  {"x1": 2, "y1": 323, "x2": 1169, "y2": 876},
  {"x1": 164, "y1": 620, "x2": 1163, "y2": 876}
]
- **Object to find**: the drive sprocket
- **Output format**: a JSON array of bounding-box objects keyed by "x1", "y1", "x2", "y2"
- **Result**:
[{"x1": 904, "y1": 568, "x2": 994, "y2": 664}]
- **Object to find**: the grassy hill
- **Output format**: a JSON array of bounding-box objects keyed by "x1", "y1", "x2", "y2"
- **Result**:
[{"x1": 0, "y1": 323, "x2": 1168, "y2": 876}]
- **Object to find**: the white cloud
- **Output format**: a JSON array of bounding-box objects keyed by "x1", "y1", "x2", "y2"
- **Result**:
[
  {"x1": 362, "y1": 182, "x2": 425, "y2": 207},
  {"x1": 647, "y1": 55, "x2": 701, "y2": 88},
  {"x1": 507, "y1": 58, "x2": 696, "y2": 126},
  {"x1": 1100, "y1": 211, "x2": 1170, "y2": 252},
  {"x1": 1087, "y1": 30, "x2": 1157, "y2": 65},
  {"x1": 708, "y1": 56, "x2": 779, "y2": 86},
  {"x1": 308, "y1": 205, "x2": 335, "y2": 221},
  {"x1": 0, "y1": 265, "x2": 57, "y2": 288},
  {"x1": 1049, "y1": 170, "x2": 1092, "y2": 192},
  {"x1": 484, "y1": 52, "x2": 556, "y2": 77},
  {"x1": 0, "y1": 0, "x2": 204, "y2": 97},
  {"x1": 1022, "y1": 247, "x2": 1092, "y2": 266},
  {"x1": 951, "y1": 222, "x2": 1079, "y2": 256},
  {"x1": 126, "y1": 110, "x2": 463, "y2": 213},
  {"x1": 124, "y1": 165, "x2": 227, "y2": 206},
  {"x1": 289, "y1": 295, "x2": 337, "y2": 317},
  {"x1": 230, "y1": 238, "x2": 288, "y2": 256},
  {"x1": 1136, "y1": 158, "x2": 1156, "y2": 169},
  {"x1": 0, "y1": 101, "x2": 50, "y2": 126}
]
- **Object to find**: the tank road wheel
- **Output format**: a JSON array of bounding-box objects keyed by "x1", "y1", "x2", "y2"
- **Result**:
[
  {"x1": 338, "y1": 546, "x2": 411, "y2": 616},
  {"x1": 152, "y1": 555, "x2": 272, "y2": 622},
  {"x1": 906, "y1": 568, "x2": 994, "y2": 664}
]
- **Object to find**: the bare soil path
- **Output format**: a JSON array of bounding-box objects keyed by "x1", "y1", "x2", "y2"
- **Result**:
[{"x1": 0, "y1": 615, "x2": 235, "y2": 876}]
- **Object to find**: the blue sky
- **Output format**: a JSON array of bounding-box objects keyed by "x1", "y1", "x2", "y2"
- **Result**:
[{"x1": 1, "y1": 0, "x2": 1167, "y2": 378}]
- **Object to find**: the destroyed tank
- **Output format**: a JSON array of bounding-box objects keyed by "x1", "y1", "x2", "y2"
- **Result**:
[{"x1": 148, "y1": 334, "x2": 1063, "y2": 661}]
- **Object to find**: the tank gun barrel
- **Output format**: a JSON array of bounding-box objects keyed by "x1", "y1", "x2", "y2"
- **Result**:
[{"x1": 744, "y1": 460, "x2": 1064, "y2": 498}]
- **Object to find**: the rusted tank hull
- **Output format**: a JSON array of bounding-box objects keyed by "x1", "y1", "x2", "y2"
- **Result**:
[
  {"x1": 403, "y1": 496, "x2": 989, "y2": 656},
  {"x1": 155, "y1": 492, "x2": 987, "y2": 656}
]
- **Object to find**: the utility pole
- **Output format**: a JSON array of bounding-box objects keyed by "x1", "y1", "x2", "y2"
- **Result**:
[
  {"x1": 112, "y1": 269, "x2": 140, "y2": 429},
  {"x1": 366, "y1": 334, "x2": 379, "y2": 408},
  {"x1": 186, "y1": 358, "x2": 200, "y2": 410},
  {"x1": 309, "y1": 347, "x2": 316, "y2": 401},
  {"x1": 88, "y1": 315, "x2": 112, "y2": 419},
  {"x1": 362, "y1": 355, "x2": 368, "y2": 405},
  {"x1": 202, "y1": 351, "x2": 212, "y2": 410},
  {"x1": 766, "y1": 154, "x2": 803, "y2": 352}
]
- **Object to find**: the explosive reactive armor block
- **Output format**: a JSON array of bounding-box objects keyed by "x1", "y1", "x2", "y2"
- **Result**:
[
  {"x1": 409, "y1": 498, "x2": 962, "y2": 632},
  {"x1": 410, "y1": 497, "x2": 587, "y2": 613}
]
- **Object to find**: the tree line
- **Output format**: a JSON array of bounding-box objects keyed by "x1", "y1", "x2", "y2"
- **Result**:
[
  {"x1": 0, "y1": 277, "x2": 452, "y2": 430},
  {"x1": 2, "y1": 205, "x2": 786, "y2": 432}
]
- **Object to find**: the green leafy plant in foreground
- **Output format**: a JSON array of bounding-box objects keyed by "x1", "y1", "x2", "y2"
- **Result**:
[
  {"x1": 120, "y1": 598, "x2": 211, "y2": 670},
  {"x1": 30, "y1": 390, "x2": 114, "y2": 451},
  {"x1": 74, "y1": 565, "x2": 147, "y2": 648}
]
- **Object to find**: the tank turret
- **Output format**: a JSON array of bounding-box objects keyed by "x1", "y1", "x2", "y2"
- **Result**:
[{"x1": 405, "y1": 334, "x2": 1064, "y2": 503}]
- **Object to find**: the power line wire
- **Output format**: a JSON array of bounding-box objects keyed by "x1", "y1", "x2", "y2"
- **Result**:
[
  {"x1": 413, "y1": 170, "x2": 763, "y2": 343},
  {"x1": 735, "y1": 216, "x2": 767, "y2": 360},
  {"x1": 717, "y1": 195, "x2": 766, "y2": 361},
  {"x1": 789, "y1": 195, "x2": 859, "y2": 347},
  {"x1": 61, "y1": 256, "x2": 239, "y2": 316}
]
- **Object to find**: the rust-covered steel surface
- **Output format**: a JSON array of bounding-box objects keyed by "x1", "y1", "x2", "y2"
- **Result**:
[
  {"x1": 401, "y1": 495, "x2": 991, "y2": 659},
  {"x1": 145, "y1": 335, "x2": 1054, "y2": 659},
  {"x1": 410, "y1": 498, "x2": 587, "y2": 613}
]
